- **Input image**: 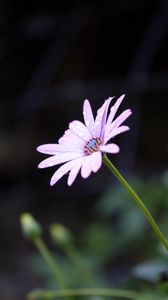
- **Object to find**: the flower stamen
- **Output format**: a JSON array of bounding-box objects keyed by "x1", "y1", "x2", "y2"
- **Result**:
[{"x1": 84, "y1": 138, "x2": 102, "y2": 155}]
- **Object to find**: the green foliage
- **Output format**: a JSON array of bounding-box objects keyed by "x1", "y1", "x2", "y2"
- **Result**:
[{"x1": 23, "y1": 172, "x2": 168, "y2": 299}]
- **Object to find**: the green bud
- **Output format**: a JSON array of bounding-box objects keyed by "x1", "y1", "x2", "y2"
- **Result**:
[
  {"x1": 20, "y1": 213, "x2": 41, "y2": 241},
  {"x1": 50, "y1": 223, "x2": 73, "y2": 247}
]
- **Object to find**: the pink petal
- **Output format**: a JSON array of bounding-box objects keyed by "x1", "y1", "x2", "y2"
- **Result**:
[
  {"x1": 104, "y1": 126, "x2": 130, "y2": 143},
  {"x1": 50, "y1": 157, "x2": 84, "y2": 186},
  {"x1": 106, "y1": 94, "x2": 125, "y2": 126},
  {"x1": 67, "y1": 159, "x2": 84, "y2": 186},
  {"x1": 37, "y1": 143, "x2": 82, "y2": 154},
  {"x1": 81, "y1": 156, "x2": 92, "y2": 179},
  {"x1": 83, "y1": 99, "x2": 96, "y2": 136},
  {"x1": 94, "y1": 97, "x2": 114, "y2": 139},
  {"x1": 38, "y1": 152, "x2": 84, "y2": 169},
  {"x1": 89, "y1": 151, "x2": 102, "y2": 173},
  {"x1": 69, "y1": 120, "x2": 92, "y2": 141},
  {"x1": 99, "y1": 143, "x2": 120, "y2": 154},
  {"x1": 111, "y1": 109, "x2": 132, "y2": 129},
  {"x1": 59, "y1": 129, "x2": 84, "y2": 148}
]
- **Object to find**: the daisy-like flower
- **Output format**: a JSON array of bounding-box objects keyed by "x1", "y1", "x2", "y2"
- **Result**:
[{"x1": 37, "y1": 95, "x2": 132, "y2": 186}]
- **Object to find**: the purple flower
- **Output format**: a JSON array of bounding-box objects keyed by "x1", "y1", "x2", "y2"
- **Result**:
[{"x1": 37, "y1": 95, "x2": 132, "y2": 186}]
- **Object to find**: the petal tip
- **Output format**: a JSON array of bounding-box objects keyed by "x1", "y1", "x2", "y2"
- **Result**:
[
  {"x1": 36, "y1": 146, "x2": 42, "y2": 152},
  {"x1": 118, "y1": 94, "x2": 125, "y2": 101},
  {"x1": 116, "y1": 147, "x2": 120, "y2": 153},
  {"x1": 107, "y1": 96, "x2": 114, "y2": 101},
  {"x1": 38, "y1": 162, "x2": 44, "y2": 169},
  {"x1": 50, "y1": 179, "x2": 55, "y2": 186},
  {"x1": 67, "y1": 180, "x2": 72, "y2": 186},
  {"x1": 84, "y1": 98, "x2": 90, "y2": 104},
  {"x1": 127, "y1": 109, "x2": 132, "y2": 116},
  {"x1": 81, "y1": 172, "x2": 90, "y2": 179}
]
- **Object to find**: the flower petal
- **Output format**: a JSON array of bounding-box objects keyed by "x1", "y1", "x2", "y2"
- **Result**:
[
  {"x1": 89, "y1": 151, "x2": 102, "y2": 173},
  {"x1": 104, "y1": 126, "x2": 130, "y2": 143},
  {"x1": 50, "y1": 158, "x2": 83, "y2": 186},
  {"x1": 94, "y1": 97, "x2": 114, "y2": 139},
  {"x1": 111, "y1": 109, "x2": 132, "y2": 129},
  {"x1": 106, "y1": 94, "x2": 125, "y2": 126},
  {"x1": 81, "y1": 156, "x2": 92, "y2": 179},
  {"x1": 69, "y1": 120, "x2": 92, "y2": 141},
  {"x1": 37, "y1": 95, "x2": 132, "y2": 187},
  {"x1": 99, "y1": 143, "x2": 120, "y2": 154},
  {"x1": 83, "y1": 99, "x2": 96, "y2": 136},
  {"x1": 67, "y1": 159, "x2": 84, "y2": 186},
  {"x1": 38, "y1": 152, "x2": 84, "y2": 169},
  {"x1": 59, "y1": 129, "x2": 84, "y2": 148},
  {"x1": 37, "y1": 143, "x2": 82, "y2": 154}
]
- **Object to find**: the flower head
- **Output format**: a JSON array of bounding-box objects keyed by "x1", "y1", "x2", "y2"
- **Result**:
[{"x1": 37, "y1": 95, "x2": 132, "y2": 186}]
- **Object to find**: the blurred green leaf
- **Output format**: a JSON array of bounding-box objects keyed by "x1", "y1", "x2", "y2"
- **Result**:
[{"x1": 23, "y1": 173, "x2": 168, "y2": 296}]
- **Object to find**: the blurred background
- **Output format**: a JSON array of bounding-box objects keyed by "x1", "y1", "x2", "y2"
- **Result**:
[{"x1": 0, "y1": 0, "x2": 168, "y2": 299}]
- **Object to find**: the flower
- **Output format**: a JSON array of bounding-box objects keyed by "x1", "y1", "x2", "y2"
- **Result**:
[{"x1": 37, "y1": 95, "x2": 132, "y2": 186}]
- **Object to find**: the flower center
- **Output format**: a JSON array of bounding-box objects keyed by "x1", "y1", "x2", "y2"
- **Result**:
[{"x1": 84, "y1": 138, "x2": 102, "y2": 155}]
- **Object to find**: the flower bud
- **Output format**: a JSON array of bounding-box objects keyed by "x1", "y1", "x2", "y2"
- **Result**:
[
  {"x1": 20, "y1": 213, "x2": 41, "y2": 241},
  {"x1": 50, "y1": 223, "x2": 73, "y2": 247}
]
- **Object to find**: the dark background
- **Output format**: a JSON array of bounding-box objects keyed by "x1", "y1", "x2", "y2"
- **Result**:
[{"x1": 0, "y1": 0, "x2": 168, "y2": 299}]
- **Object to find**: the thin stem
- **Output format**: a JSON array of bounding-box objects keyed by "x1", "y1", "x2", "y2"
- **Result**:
[
  {"x1": 103, "y1": 154, "x2": 168, "y2": 251},
  {"x1": 34, "y1": 238, "x2": 66, "y2": 289},
  {"x1": 27, "y1": 287, "x2": 152, "y2": 300},
  {"x1": 63, "y1": 243, "x2": 95, "y2": 283}
]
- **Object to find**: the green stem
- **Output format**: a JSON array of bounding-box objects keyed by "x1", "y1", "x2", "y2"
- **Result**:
[
  {"x1": 63, "y1": 243, "x2": 95, "y2": 283},
  {"x1": 27, "y1": 287, "x2": 150, "y2": 300},
  {"x1": 103, "y1": 154, "x2": 168, "y2": 251},
  {"x1": 34, "y1": 238, "x2": 66, "y2": 289}
]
